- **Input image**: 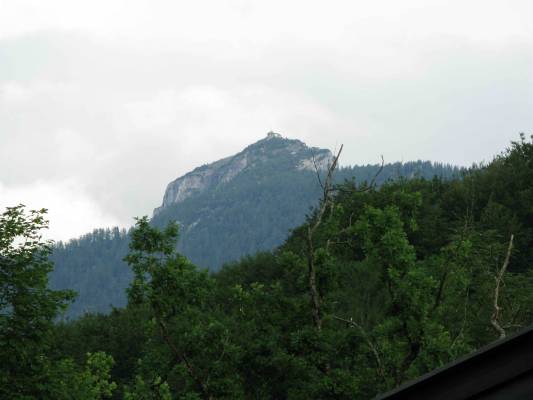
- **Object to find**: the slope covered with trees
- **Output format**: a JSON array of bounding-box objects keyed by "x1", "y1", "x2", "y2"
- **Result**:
[
  {"x1": 50, "y1": 135, "x2": 460, "y2": 318},
  {"x1": 30, "y1": 134, "x2": 533, "y2": 399},
  {"x1": 50, "y1": 228, "x2": 131, "y2": 317}
]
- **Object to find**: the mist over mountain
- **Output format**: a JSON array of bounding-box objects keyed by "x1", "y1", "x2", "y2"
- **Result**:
[{"x1": 50, "y1": 133, "x2": 461, "y2": 317}]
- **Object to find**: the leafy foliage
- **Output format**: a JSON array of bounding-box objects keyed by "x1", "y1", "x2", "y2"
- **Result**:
[
  {"x1": 0, "y1": 206, "x2": 116, "y2": 399},
  {"x1": 8, "y1": 135, "x2": 533, "y2": 398}
]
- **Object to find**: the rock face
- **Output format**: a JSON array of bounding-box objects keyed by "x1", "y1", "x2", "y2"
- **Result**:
[
  {"x1": 155, "y1": 154, "x2": 246, "y2": 212},
  {"x1": 154, "y1": 132, "x2": 332, "y2": 215}
]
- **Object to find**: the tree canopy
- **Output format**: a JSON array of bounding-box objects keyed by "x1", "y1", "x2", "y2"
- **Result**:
[{"x1": 2, "y1": 135, "x2": 533, "y2": 398}]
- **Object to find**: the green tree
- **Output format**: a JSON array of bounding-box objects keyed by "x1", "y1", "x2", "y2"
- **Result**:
[
  {"x1": 124, "y1": 217, "x2": 243, "y2": 399},
  {"x1": 48, "y1": 352, "x2": 117, "y2": 400},
  {"x1": 0, "y1": 205, "x2": 75, "y2": 398},
  {"x1": 0, "y1": 205, "x2": 117, "y2": 399}
]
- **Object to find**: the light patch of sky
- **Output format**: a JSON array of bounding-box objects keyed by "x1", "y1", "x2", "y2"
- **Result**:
[{"x1": 0, "y1": 180, "x2": 122, "y2": 242}]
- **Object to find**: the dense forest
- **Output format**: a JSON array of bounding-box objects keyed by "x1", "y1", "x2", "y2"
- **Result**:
[
  {"x1": 2, "y1": 134, "x2": 532, "y2": 399},
  {"x1": 50, "y1": 154, "x2": 461, "y2": 318}
]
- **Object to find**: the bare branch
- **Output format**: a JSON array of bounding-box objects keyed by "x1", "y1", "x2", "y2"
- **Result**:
[
  {"x1": 333, "y1": 315, "x2": 385, "y2": 381},
  {"x1": 205, "y1": 330, "x2": 231, "y2": 387},
  {"x1": 451, "y1": 286, "x2": 470, "y2": 350},
  {"x1": 491, "y1": 234, "x2": 514, "y2": 340},
  {"x1": 337, "y1": 155, "x2": 384, "y2": 194},
  {"x1": 367, "y1": 154, "x2": 385, "y2": 190},
  {"x1": 311, "y1": 151, "x2": 325, "y2": 192},
  {"x1": 310, "y1": 145, "x2": 343, "y2": 236},
  {"x1": 306, "y1": 145, "x2": 343, "y2": 333},
  {"x1": 503, "y1": 324, "x2": 523, "y2": 329},
  {"x1": 157, "y1": 319, "x2": 212, "y2": 399}
]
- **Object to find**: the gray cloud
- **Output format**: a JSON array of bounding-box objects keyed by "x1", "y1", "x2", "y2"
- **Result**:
[{"x1": 0, "y1": 1, "x2": 532, "y2": 240}]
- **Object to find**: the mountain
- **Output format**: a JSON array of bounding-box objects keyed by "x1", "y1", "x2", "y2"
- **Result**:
[
  {"x1": 49, "y1": 133, "x2": 462, "y2": 318},
  {"x1": 151, "y1": 132, "x2": 333, "y2": 268},
  {"x1": 155, "y1": 132, "x2": 331, "y2": 215}
]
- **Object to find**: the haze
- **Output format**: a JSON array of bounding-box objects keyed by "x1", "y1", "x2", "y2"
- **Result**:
[{"x1": 0, "y1": 0, "x2": 532, "y2": 240}]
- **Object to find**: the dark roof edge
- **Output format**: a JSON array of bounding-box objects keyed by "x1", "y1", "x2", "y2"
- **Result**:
[{"x1": 375, "y1": 325, "x2": 533, "y2": 399}]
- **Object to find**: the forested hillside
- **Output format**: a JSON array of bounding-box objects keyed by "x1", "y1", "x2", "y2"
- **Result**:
[
  {"x1": 2, "y1": 135, "x2": 533, "y2": 399},
  {"x1": 50, "y1": 135, "x2": 460, "y2": 318},
  {"x1": 50, "y1": 228, "x2": 130, "y2": 317}
]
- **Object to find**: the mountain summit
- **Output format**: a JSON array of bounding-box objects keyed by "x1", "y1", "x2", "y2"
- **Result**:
[{"x1": 154, "y1": 132, "x2": 331, "y2": 215}]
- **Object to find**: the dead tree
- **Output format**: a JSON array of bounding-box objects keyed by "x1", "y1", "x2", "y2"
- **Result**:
[
  {"x1": 491, "y1": 234, "x2": 514, "y2": 339},
  {"x1": 336, "y1": 155, "x2": 384, "y2": 195},
  {"x1": 307, "y1": 148, "x2": 386, "y2": 331},
  {"x1": 307, "y1": 145, "x2": 343, "y2": 331}
]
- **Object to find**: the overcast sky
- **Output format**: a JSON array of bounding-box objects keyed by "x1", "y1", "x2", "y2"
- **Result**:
[{"x1": 0, "y1": 0, "x2": 532, "y2": 241}]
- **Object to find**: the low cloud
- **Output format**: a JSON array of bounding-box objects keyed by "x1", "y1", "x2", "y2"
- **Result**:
[{"x1": 0, "y1": 180, "x2": 123, "y2": 242}]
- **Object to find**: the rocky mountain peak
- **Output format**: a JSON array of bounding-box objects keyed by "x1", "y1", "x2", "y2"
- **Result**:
[{"x1": 153, "y1": 133, "x2": 332, "y2": 215}]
